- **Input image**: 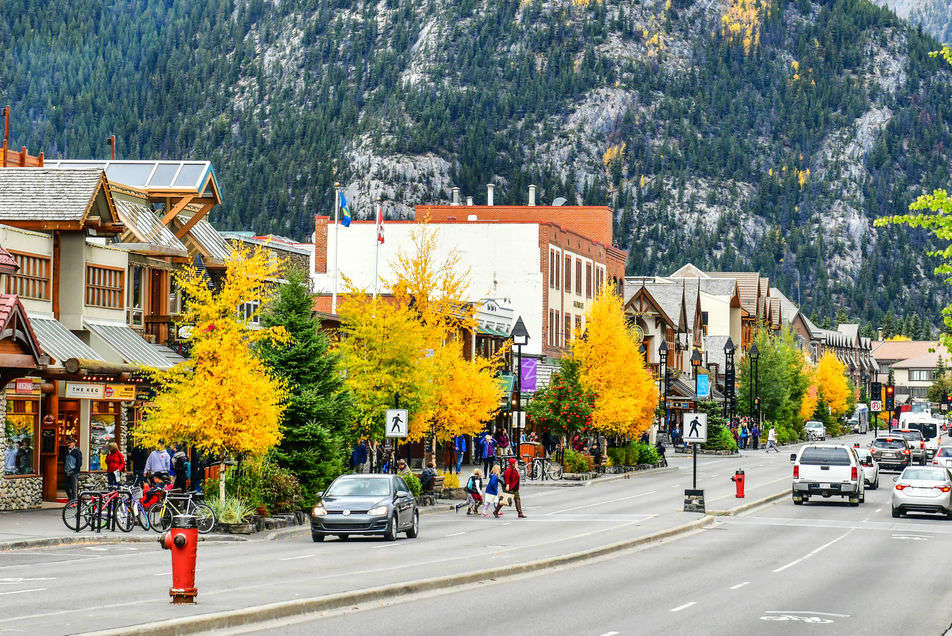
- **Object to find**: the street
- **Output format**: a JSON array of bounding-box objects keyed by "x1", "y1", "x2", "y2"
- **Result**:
[{"x1": 0, "y1": 437, "x2": 910, "y2": 635}]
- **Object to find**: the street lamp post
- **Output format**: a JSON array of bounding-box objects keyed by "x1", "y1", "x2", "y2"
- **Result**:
[
  {"x1": 724, "y1": 338, "x2": 735, "y2": 424},
  {"x1": 749, "y1": 342, "x2": 760, "y2": 426},
  {"x1": 691, "y1": 349, "x2": 702, "y2": 401},
  {"x1": 510, "y1": 316, "x2": 530, "y2": 461},
  {"x1": 658, "y1": 340, "x2": 669, "y2": 438}
]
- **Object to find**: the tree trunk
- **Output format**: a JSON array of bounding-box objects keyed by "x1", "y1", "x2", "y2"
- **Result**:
[{"x1": 219, "y1": 460, "x2": 226, "y2": 501}]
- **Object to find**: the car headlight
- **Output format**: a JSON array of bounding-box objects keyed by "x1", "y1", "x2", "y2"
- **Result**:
[
  {"x1": 312, "y1": 504, "x2": 328, "y2": 517},
  {"x1": 368, "y1": 505, "x2": 389, "y2": 516}
]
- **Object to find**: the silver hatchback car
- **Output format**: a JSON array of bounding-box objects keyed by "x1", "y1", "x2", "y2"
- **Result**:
[{"x1": 891, "y1": 466, "x2": 952, "y2": 518}]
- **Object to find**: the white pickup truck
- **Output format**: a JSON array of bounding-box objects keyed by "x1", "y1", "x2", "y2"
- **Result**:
[{"x1": 791, "y1": 444, "x2": 865, "y2": 506}]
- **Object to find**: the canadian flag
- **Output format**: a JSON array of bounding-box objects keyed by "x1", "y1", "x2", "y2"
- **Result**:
[{"x1": 376, "y1": 203, "x2": 385, "y2": 245}]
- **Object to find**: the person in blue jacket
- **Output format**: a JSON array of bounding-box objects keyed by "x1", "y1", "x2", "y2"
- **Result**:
[
  {"x1": 480, "y1": 433, "x2": 496, "y2": 477},
  {"x1": 453, "y1": 435, "x2": 467, "y2": 474},
  {"x1": 351, "y1": 441, "x2": 368, "y2": 473}
]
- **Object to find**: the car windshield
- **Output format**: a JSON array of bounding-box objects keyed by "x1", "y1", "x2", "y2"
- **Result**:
[
  {"x1": 872, "y1": 439, "x2": 905, "y2": 449},
  {"x1": 902, "y1": 468, "x2": 949, "y2": 481},
  {"x1": 907, "y1": 422, "x2": 938, "y2": 440},
  {"x1": 800, "y1": 447, "x2": 851, "y2": 465},
  {"x1": 324, "y1": 478, "x2": 392, "y2": 497},
  {"x1": 805, "y1": 422, "x2": 823, "y2": 429},
  {"x1": 937, "y1": 448, "x2": 952, "y2": 458},
  {"x1": 892, "y1": 430, "x2": 923, "y2": 441}
]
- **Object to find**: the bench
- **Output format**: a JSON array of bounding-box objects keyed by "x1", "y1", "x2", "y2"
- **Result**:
[{"x1": 417, "y1": 472, "x2": 444, "y2": 506}]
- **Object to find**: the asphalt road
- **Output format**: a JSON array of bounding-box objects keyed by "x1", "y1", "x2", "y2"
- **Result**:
[
  {"x1": 0, "y1": 436, "x2": 870, "y2": 634},
  {"x1": 240, "y1": 469, "x2": 952, "y2": 636}
]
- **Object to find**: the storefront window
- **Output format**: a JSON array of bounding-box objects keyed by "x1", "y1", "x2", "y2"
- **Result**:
[
  {"x1": 89, "y1": 402, "x2": 119, "y2": 472},
  {"x1": 5, "y1": 399, "x2": 38, "y2": 476}
]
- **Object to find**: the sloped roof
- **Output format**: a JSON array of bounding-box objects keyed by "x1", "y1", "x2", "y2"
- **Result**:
[
  {"x1": 892, "y1": 351, "x2": 952, "y2": 369},
  {"x1": 770, "y1": 287, "x2": 799, "y2": 326},
  {"x1": 113, "y1": 195, "x2": 188, "y2": 255},
  {"x1": 698, "y1": 278, "x2": 739, "y2": 297},
  {"x1": 0, "y1": 168, "x2": 105, "y2": 221},
  {"x1": 29, "y1": 316, "x2": 104, "y2": 365},
  {"x1": 707, "y1": 271, "x2": 761, "y2": 315},
  {"x1": 837, "y1": 323, "x2": 860, "y2": 343},
  {"x1": 0, "y1": 246, "x2": 17, "y2": 273},
  {"x1": 180, "y1": 217, "x2": 232, "y2": 263},
  {"x1": 85, "y1": 321, "x2": 177, "y2": 369},
  {"x1": 643, "y1": 282, "x2": 686, "y2": 330},
  {"x1": 0, "y1": 294, "x2": 46, "y2": 364},
  {"x1": 704, "y1": 334, "x2": 732, "y2": 369},
  {"x1": 871, "y1": 340, "x2": 940, "y2": 363},
  {"x1": 670, "y1": 263, "x2": 709, "y2": 278}
]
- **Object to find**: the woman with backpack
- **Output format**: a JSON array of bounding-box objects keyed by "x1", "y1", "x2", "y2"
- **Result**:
[{"x1": 456, "y1": 469, "x2": 484, "y2": 515}]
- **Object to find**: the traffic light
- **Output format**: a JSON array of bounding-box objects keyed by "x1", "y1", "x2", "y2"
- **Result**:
[
  {"x1": 753, "y1": 396, "x2": 761, "y2": 414},
  {"x1": 870, "y1": 381, "x2": 882, "y2": 401},
  {"x1": 884, "y1": 384, "x2": 895, "y2": 411}
]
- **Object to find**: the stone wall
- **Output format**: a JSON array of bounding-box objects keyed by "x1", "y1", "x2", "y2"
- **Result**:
[
  {"x1": 0, "y1": 394, "x2": 42, "y2": 510},
  {"x1": 78, "y1": 473, "x2": 109, "y2": 492}
]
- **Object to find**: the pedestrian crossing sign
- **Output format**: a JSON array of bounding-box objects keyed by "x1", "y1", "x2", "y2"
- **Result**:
[
  {"x1": 385, "y1": 409, "x2": 408, "y2": 438},
  {"x1": 683, "y1": 412, "x2": 708, "y2": 444}
]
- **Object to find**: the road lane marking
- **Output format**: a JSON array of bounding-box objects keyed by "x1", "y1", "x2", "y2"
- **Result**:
[
  {"x1": 279, "y1": 554, "x2": 316, "y2": 561},
  {"x1": 876, "y1": 508, "x2": 882, "y2": 513},
  {"x1": 152, "y1": 571, "x2": 171, "y2": 576},
  {"x1": 445, "y1": 532, "x2": 466, "y2": 537},
  {"x1": 772, "y1": 529, "x2": 854, "y2": 573},
  {"x1": 545, "y1": 491, "x2": 656, "y2": 515},
  {"x1": 0, "y1": 588, "x2": 45, "y2": 596},
  {"x1": 670, "y1": 602, "x2": 696, "y2": 612},
  {"x1": 599, "y1": 632, "x2": 620, "y2": 636},
  {"x1": 764, "y1": 611, "x2": 850, "y2": 617},
  {"x1": 729, "y1": 582, "x2": 750, "y2": 590},
  {"x1": 0, "y1": 578, "x2": 54, "y2": 584}
]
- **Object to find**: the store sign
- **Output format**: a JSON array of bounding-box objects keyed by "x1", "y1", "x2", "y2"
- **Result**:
[
  {"x1": 14, "y1": 379, "x2": 37, "y2": 394},
  {"x1": 65, "y1": 382, "x2": 105, "y2": 399},
  {"x1": 104, "y1": 384, "x2": 136, "y2": 400}
]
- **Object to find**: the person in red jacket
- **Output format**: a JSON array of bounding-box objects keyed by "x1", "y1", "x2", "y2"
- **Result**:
[
  {"x1": 105, "y1": 442, "x2": 125, "y2": 487},
  {"x1": 495, "y1": 458, "x2": 526, "y2": 518}
]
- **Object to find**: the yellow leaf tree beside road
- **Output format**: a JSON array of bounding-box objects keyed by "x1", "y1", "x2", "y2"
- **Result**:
[
  {"x1": 810, "y1": 351, "x2": 850, "y2": 418},
  {"x1": 572, "y1": 283, "x2": 657, "y2": 437},
  {"x1": 133, "y1": 247, "x2": 289, "y2": 499}
]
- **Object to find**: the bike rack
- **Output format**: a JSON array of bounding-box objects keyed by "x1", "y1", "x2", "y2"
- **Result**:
[{"x1": 74, "y1": 488, "x2": 136, "y2": 533}]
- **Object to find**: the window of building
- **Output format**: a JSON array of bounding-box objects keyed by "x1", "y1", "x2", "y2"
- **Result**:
[
  {"x1": 564, "y1": 313, "x2": 572, "y2": 346},
  {"x1": 550, "y1": 250, "x2": 560, "y2": 290},
  {"x1": 586, "y1": 263, "x2": 593, "y2": 298},
  {"x1": 554, "y1": 310, "x2": 560, "y2": 346},
  {"x1": 576, "y1": 260, "x2": 582, "y2": 294},
  {"x1": 88, "y1": 401, "x2": 119, "y2": 472},
  {"x1": 565, "y1": 258, "x2": 573, "y2": 294},
  {"x1": 4, "y1": 398, "x2": 38, "y2": 476},
  {"x1": 85, "y1": 265, "x2": 125, "y2": 309},
  {"x1": 909, "y1": 369, "x2": 933, "y2": 382},
  {"x1": 575, "y1": 315, "x2": 582, "y2": 336},
  {"x1": 239, "y1": 300, "x2": 261, "y2": 326},
  {"x1": 7, "y1": 252, "x2": 51, "y2": 301}
]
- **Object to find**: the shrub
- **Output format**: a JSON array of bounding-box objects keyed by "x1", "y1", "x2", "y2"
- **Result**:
[
  {"x1": 607, "y1": 447, "x2": 626, "y2": 467},
  {"x1": 441, "y1": 472, "x2": 460, "y2": 489},
  {"x1": 704, "y1": 428, "x2": 738, "y2": 452},
  {"x1": 206, "y1": 496, "x2": 255, "y2": 524},
  {"x1": 624, "y1": 443, "x2": 640, "y2": 466},
  {"x1": 635, "y1": 443, "x2": 660, "y2": 465},
  {"x1": 259, "y1": 463, "x2": 305, "y2": 513},
  {"x1": 562, "y1": 449, "x2": 588, "y2": 473},
  {"x1": 403, "y1": 472, "x2": 421, "y2": 496}
]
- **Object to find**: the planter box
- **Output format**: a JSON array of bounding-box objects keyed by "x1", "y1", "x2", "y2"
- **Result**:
[
  {"x1": 674, "y1": 446, "x2": 739, "y2": 456},
  {"x1": 441, "y1": 487, "x2": 466, "y2": 500},
  {"x1": 218, "y1": 521, "x2": 256, "y2": 534}
]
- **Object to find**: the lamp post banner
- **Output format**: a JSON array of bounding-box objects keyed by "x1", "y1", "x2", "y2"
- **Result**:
[
  {"x1": 520, "y1": 357, "x2": 537, "y2": 392},
  {"x1": 697, "y1": 373, "x2": 710, "y2": 398}
]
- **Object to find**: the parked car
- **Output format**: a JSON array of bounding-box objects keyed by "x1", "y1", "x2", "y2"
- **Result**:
[
  {"x1": 853, "y1": 446, "x2": 879, "y2": 489},
  {"x1": 870, "y1": 436, "x2": 911, "y2": 471},
  {"x1": 892, "y1": 466, "x2": 952, "y2": 518},
  {"x1": 890, "y1": 429, "x2": 927, "y2": 465},
  {"x1": 791, "y1": 444, "x2": 864, "y2": 506},
  {"x1": 931, "y1": 446, "x2": 952, "y2": 469},
  {"x1": 311, "y1": 474, "x2": 419, "y2": 542},
  {"x1": 805, "y1": 420, "x2": 826, "y2": 441}
]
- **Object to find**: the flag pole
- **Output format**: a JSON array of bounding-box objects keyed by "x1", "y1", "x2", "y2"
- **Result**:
[
  {"x1": 332, "y1": 182, "x2": 341, "y2": 313},
  {"x1": 373, "y1": 198, "x2": 381, "y2": 300}
]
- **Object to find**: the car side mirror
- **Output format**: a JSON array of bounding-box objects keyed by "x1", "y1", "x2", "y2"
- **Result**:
[
  {"x1": 395, "y1": 490, "x2": 409, "y2": 499},
  {"x1": 789, "y1": 453, "x2": 797, "y2": 462}
]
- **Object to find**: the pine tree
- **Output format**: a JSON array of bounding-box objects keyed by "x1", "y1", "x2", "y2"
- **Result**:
[
  {"x1": 260, "y1": 269, "x2": 352, "y2": 505},
  {"x1": 881, "y1": 311, "x2": 897, "y2": 339}
]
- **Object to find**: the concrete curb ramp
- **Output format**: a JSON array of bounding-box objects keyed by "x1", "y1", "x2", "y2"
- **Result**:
[
  {"x1": 707, "y1": 489, "x2": 790, "y2": 516},
  {"x1": 84, "y1": 516, "x2": 715, "y2": 636}
]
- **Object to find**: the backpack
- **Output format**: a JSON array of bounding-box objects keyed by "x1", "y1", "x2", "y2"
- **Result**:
[
  {"x1": 464, "y1": 476, "x2": 476, "y2": 494},
  {"x1": 64, "y1": 450, "x2": 79, "y2": 476}
]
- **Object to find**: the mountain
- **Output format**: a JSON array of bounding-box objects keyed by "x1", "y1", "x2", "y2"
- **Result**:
[
  {"x1": 2, "y1": 0, "x2": 952, "y2": 331},
  {"x1": 877, "y1": 0, "x2": 952, "y2": 44}
]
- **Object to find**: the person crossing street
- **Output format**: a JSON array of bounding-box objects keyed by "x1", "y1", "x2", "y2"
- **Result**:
[
  {"x1": 765, "y1": 425, "x2": 780, "y2": 453},
  {"x1": 495, "y1": 457, "x2": 526, "y2": 518}
]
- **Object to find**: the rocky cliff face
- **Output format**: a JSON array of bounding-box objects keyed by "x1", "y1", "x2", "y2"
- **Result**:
[{"x1": 877, "y1": 0, "x2": 952, "y2": 43}]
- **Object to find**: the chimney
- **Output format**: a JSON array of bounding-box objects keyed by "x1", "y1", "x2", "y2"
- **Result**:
[
  {"x1": 313, "y1": 215, "x2": 330, "y2": 274},
  {"x1": 452, "y1": 187, "x2": 460, "y2": 206},
  {"x1": 528, "y1": 184, "x2": 536, "y2": 206},
  {"x1": 487, "y1": 183, "x2": 494, "y2": 206},
  {"x1": 466, "y1": 196, "x2": 473, "y2": 206}
]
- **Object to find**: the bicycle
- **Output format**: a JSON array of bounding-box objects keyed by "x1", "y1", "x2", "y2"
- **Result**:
[
  {"x1": 529, "y1": 456, "x2": 563, "y2": 481},
  {"x1": 61, "y1": 487, "x2": 134, "y2": 532},
  {"x1": 149, "y1": 490, "x2": 216, "y2": 534}
]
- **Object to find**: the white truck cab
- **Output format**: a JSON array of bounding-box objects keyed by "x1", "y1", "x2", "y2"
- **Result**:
[{"x1": 791, "y1": 444, "x2": 865, "y2": 506}]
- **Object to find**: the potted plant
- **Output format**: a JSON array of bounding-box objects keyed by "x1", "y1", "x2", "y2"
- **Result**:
[{"x1": 210, "y1": 496, "x2": 256, "y2": 533}]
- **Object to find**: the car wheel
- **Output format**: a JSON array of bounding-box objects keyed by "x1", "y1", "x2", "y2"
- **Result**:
[
  {"x1": 871, "y1": 478, "x2": 879, "y2": 490},
  {"x1": 312, "y1": 533, "x2": 325, "y2": 542},
  {"x1": 849, "y1": 497, "x2": 859, "y2": 507},
  {"x1": 892, "y1": 507, "x2": 902, "y2": 518},
  {"x1": 383, "y1": 516, "x2": 398, "y2": 541},
  {"x1": 406, "y1": 511, "x2": 419, "y2": 538},
  {"x1": 793, "y1": 496, "x2": 803, "y2": 505}
]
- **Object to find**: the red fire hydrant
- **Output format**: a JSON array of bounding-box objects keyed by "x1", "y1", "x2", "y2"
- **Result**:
[
  {"x1": 731, "y1": 470, "x2": 745, "y2": 498},
  {"x1": 159, "y1": 514, "x2": 198, "y2": 603}
]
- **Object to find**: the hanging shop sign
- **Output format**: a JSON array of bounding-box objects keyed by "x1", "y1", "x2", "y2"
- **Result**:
[{"x1": 65, "y1": 382, "x2": 105, "y2": 399}]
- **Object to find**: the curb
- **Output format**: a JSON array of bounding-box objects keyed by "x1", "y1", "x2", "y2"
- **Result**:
[
  {"x1": 707, "y1": 489, "x2": 789, "y2": 516},
  {"x1": 0, "y1": 533, "x2": 248, "y2": 552},
  {"x1": 266, "y1": 503, "x2": 457, "y2": 541},
  {"x1": 82, "y1": 515, "x2": 715, "y2": 636},
  {"x1": 522, "y1": 466, "x2": 679, "y2": 488}
]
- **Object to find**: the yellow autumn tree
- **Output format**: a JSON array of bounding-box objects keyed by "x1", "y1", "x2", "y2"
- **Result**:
[
  {"x1": 133, "y1": 247, "x2": 289, "y2": 500},
  {"x1": 813, "y1": 351, "x2": 850, "y2": 417},
  {"x1": 572, "y1": 282, "x2": 657, "y2": 437},
  {"x1": 799, "y1": 371, "x2": 818, "y2": 420}
]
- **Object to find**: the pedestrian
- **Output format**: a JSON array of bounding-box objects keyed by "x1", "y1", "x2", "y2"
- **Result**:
[
  {"x1": 453, "y1": 434, "x2": 467, "y2": 474},
  {"x1": 63, "y1": 439, "x2": 82, "y2": 502},
  {"x1": 765, "y1": 425, "x2": 779, "y2": 453},
  {"x1": 16, "y1": 439, "x2": 32, "y2": 475},
  {"x1": 494, "y1": 426, "x2": 510, "y2": 456},
  {"x1": 457, "y1": 469, "x2": 483, "y2": 515},
  {"x1": 480, "y1": 433, "x2": 495, "y2": 477},
  {"x1": 130, "y1": 443, "x2": 149, "y2": 484},
  {"x1": 495, "y1": 457, "x2": 526, "y2": 518},
  {"x1": 190, "y1": 447, "x2": 205, "y2": 494},
  {"x1": 420, "y1": 461, "x2": 438, "y2": 493},
  {"x1": 144, "y1": 443, "x2": 171, "y2": 479},
  {"x1": 483, "y1": 465, "x2": 501, "y2": 516},
  {"x1": 351, "y1": 440, "x2": 368, "y2": 473},
  {"x1": 740, "y1": 425, "x2": 749, "y2": 450},
  {"x1": 751, "y1": 423, "x2": 760, "y2": 450},
  {"x1": 396, "y1": 458, "x2": 410, "y2": 476},
  {"x1": 171, "y1": 445, "x2": 188, "y2": 491},
  {"x1": 105, "y1": 442, "x2": 125, "y2": 487},
  {"x1": 542, "y1": 429, "x2": 554, "y2": 456},
  {"x1": 375, "y1": 443, "x2": 386, "y2": 474}
]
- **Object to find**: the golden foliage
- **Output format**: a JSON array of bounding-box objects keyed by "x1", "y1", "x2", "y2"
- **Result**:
[
  {"x1": 813, "y1": 352, "x2": 850, "y2": 417},
  {"x1": 799, "y1": 364, "x2": 818, "y2": 420},
  {"x1": 721, "y1": 0, "x2": 770, "y2": 55},
  {"x1": 602, "y1": 142, "x2": 626, "y2": 166},
  {"x1": 572, "y1": 283, "x2": 657, "y2": 437},
  {"x1": 796, "y1": 168, "x2": 810, "y2": 188},
  {"x1": 133, "y1": 247, "x2": 289, "y2": 458},
  {"x1": 887, "y1": 335, "x2": 911, "y2": 342}
]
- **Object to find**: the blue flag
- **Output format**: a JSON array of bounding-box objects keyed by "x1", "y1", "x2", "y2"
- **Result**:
[{"x1": 339, "y1": 192, "x2": 351, "y2": 227}]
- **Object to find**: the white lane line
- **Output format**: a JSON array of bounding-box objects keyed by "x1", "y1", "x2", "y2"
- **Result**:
[
  {"x1": 445, "y1": 531, "x2": 466, "y2": 537},
  {"x1": 772, "y1": 529, "x2": 854, "y2": 573},
  {"x1": 545, "y1": 491, "x2": 656, "y2": 515},
  {"x1": 152, "y1": 571, "x2": 171, "y2": 577},
  {"x1": 670, "y1": 602, "x2": 696, "y2": 612},
  {"x1": 763, "y1": 611, "x2": 850, "y2": 617},
  {"x1": 729, "y1": 581, "x2": 750, "y2": 590},
  {"x1": 875, "y1": 508, "x2": 882, "y2": 513},
  {"x1": 599, "y1": 632, "x2": 620, "y2": 636},
  {"x1": 279, "y1": 554, "x2": 315, "y2": 561},
  {"x1": 0, "y1": 588, "x2": 45, "y2": 596}
]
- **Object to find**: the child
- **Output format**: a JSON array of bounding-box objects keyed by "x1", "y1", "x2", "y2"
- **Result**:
[
  {"x1": 483, "y1": 465, "x2": 501, "y2": 517},
  {"x1": 466, "y1": 469, "x2": 484, "y2": 515}
]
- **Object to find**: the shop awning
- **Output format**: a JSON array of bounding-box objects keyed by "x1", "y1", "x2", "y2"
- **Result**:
[
  {"x1": 30, "y1": 316, "x2": 104, "y2": 365},
  {"x1": 477, "y1": 325, "x2": 509, "y2": 338},
  {"x1": 85, "y1": 321, "x2": 177, "y2": 369}
]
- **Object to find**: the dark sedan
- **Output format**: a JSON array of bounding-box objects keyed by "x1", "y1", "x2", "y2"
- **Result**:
[{"x1": 311, "y1": 474, "x2": 419, "y2": 542}]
